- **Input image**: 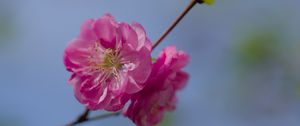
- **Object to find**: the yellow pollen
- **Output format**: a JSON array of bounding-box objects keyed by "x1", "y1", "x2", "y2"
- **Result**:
[{"x1": 99, "y1": 49, "x2": 122, "y2": 71}]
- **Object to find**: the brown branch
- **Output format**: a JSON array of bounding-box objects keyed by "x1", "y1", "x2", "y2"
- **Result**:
[
  {"x1": 66, "y1": 108, "x2": 90, "y2": 126},
  {"x1": 66, "y1": 108, "x2": 121, "y2": 126},
  {"x1": 152, "y1": 0, "x2": 198, "y2": 50}
]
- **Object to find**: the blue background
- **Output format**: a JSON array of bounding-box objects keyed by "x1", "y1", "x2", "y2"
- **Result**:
[{"x1": 1, "y1": 0, "x2": 300, "y2": 126}]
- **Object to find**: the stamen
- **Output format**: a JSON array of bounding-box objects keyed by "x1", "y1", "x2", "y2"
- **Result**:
[{"x1": 87, "y1": 45, "x2": 124, "y2": 85}]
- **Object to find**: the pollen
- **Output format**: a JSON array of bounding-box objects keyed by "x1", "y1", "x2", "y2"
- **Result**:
[{"x1": 101, "y1": 48, "x2": 122, "y2": 71}]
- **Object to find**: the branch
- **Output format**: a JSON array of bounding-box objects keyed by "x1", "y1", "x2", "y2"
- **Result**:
[
  {"x1": 152, "y1": 0, "x2": 198, "y2": 50},
  {"x1": 66, "y1": 108, "x2": 90, "y2": 126},
  {"x1": 66, "y1": 108, "x2": 121, "y2": 126}
]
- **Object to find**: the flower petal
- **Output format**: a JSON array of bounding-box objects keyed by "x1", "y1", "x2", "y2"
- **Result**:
[
  {"x1": 131, "y1": 22, "x2": 152, "y2": 51},
  {"x1": 108, "y1": 71, "x2": 128, "y2": 96},
  {"x1": 118, "y1": 23, "x2": 138, "y2": 50},
  {"x1": 64, "y1": 39, "x2": 92, "y2": 74},
  {"x1": 79, "y1": 19, "x2": 98, "y2": 42},
  {"x1": 93, "y1": 14, "x2": 118, "y2": 48}
]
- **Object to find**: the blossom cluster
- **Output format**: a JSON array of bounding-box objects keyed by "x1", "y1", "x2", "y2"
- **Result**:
[{"x1": 64, "y1": 14, "x2": 189, "y2": 126}]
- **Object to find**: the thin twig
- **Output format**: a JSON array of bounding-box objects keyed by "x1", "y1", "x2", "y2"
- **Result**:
[
  {"x1": 66, "y1": 108, "x2": 90, "y2": 126},
  {"x1": 66, "y1": 109, "x2": 121, "y2": 126},
  {"x1": 152, "y1": 0, "x2": 198, "y2": 50}
]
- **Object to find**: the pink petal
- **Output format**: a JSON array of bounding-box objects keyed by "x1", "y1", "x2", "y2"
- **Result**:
[
  {"x1": 108, "y1": 71, "x2": 128, "y2": 96},
  {"x1": 118, "y1": 23, "x2": 138, "y2": 50},
  {"x1": 121, "y1": 47, "x2": 152, "y2": 83},
  {"x1": 79, "y1": 19, "x2": 98, "y2": 42},
  {"x1": 172, "y1": 71, "x2": 189, "y2": 90},
  {"x1": 131, "y1": 22, "x2": 152, "y2": 51},
  {"x1": 93, "y1": 14, "x2": 118, "y2": 48},
  {"x1": 105, "y1": 94, "x2": 130, "y2": 112},
  {"x1": 64, "y1": 39, "x2": 91, "y2": 73}
]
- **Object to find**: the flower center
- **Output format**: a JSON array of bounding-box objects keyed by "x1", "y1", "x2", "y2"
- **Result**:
[
  {"x1": 88, "y1": 42, "x2": 124, "y2": 83},
  {"x1": 97, "y1": 48, "x2": 123, "y2": 83},
  {"x1": 100, "y1": 48, "x2": 122, "y2": 71}
]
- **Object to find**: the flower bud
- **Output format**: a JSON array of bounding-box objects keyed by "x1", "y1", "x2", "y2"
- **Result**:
[{"x1": 196, "y1": 0, "x2": 214, "y2": 5}]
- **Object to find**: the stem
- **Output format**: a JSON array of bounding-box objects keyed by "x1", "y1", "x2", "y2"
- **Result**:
[
  {"x1": 66, "y1": 109, "x2": 121, "y2": 126},
  {"x1": 66, "y1": 108, "x2": 90, "y2": 126},
  {"x1": 152, "y1": 0, "x2": 198, "y2": 50}
]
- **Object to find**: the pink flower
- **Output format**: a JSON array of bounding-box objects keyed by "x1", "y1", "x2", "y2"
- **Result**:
[
  {"x1": 124, "y1": 46, "x2": 189, "y2": 126},
  {"x1": 64, "y1": 14, "x2": 152, "y2": 111}
]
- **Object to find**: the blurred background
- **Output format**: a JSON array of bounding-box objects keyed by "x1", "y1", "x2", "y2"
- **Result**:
[{"x1": 1, "y1": 0, "x2": 300, "y2": 126}]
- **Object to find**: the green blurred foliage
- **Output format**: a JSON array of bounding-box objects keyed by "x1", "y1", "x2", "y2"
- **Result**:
[
  {"x1": 0, "y1": 12, "x2": 14, "y2": 45},
  {"x1": 0, "y1": 117, "x2": 21, "y2": 126},
  {"x1": 157, "y1": 113, "x2": 173, "y2": 126},
  {"x1": 296, "y1": 82, "x2": 300, "y2": 96},
  {"x1": 237, "y1": 30, "x2": 279, "y2": 67}
]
